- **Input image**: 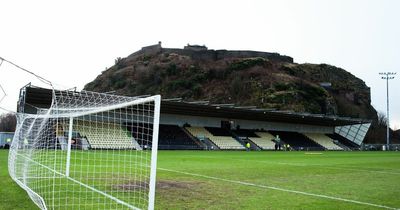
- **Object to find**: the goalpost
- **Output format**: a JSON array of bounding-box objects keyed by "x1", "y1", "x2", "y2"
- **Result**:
[{"x1": 8, "y1": 87, "x2": 161, "y2": 210}]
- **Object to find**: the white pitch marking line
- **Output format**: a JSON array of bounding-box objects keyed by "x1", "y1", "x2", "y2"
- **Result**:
[
  {"x1": 320, "y1": 166, "x2": 400, "y2": 175},
  {"x1": 159, "y1": 167, "x2": 399, "y2": 210},
  {"x1": 186, "y1": 155, "x2": 400, "y2": 175},
  {"x1": 260, "y1": 161, "x2": 400, "y2": 175},
  {"x1": 258, "y1": 160, "x2": 400, "y2": 175},
  {"x1": 17, "y1": 154, "x2": 139, "y2": 210}
]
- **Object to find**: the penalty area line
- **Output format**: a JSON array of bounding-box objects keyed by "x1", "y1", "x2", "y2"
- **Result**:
[
  {"x1": 16, "y1": 154, "x2": 140, "y2": 210},
  {"x1": 158, "y1": 167, "x2": 398, "y2": 210}
]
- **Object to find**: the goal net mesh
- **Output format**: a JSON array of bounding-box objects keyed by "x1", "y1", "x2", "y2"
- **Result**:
[{"x1": 8, "y1": 87, "x2": 160, "y2": 210}]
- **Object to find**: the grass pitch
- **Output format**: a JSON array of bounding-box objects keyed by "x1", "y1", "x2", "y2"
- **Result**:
[{"x1": 1, "y1": 150, "x2": 400, "y2": 209}]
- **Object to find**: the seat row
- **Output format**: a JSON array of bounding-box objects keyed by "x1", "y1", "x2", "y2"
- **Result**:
[
  {"x1": 249, "y1": 132, "x2": 276, "y2": 150},
  {"x1": 70, "y1": 122, "x2": 345, "y2": 151},
  {"x1": 304, "y1": 133, "x2": 343, "y2": 150},
  {"x1": 75, "y1": 121, "x2": 141, "y2": 150},
  {"x1": 186, "y1": 127, "x2": 245, "y2": 150}
]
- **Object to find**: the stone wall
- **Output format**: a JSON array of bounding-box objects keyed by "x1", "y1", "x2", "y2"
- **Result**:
[
  {"x1": 126, "y1": 42, "x2": 162, "y2": 59},
  {"x1": 215, "y1": 50, "x2": 293, "y2": 63},
  {"x1": 128, "y1": 43, "x2": 293, "y2": 63},
  {"x1": 162, "y1": 48, "x2": 293, "y2": 63}
]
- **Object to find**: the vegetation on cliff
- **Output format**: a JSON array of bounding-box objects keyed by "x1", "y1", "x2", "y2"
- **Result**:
[{"x1": 84, "y1": 45, "x2": 395, "y2": 143}]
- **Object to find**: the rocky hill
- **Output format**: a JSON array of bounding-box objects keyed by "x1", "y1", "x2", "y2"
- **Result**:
[
  {"x1": 85, "y1": 43, "x2": 400, "y2": 143},
  {"x1": 85, "y1": 43, "x2": 377, "y2": 121}
]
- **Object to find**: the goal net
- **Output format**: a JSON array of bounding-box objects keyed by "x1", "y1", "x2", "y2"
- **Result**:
[{"x1": 8, "y1": 87, "x2": 160, "y2": 210}]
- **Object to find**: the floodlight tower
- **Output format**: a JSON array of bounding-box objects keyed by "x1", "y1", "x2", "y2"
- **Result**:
[{"x1": 379, "y1": 72, "x2": 396, "y2": 150}]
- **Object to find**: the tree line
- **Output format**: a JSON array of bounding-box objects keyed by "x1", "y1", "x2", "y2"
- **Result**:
[{"x1": 0, "y1": 113, "x2": 16, "y2": 132}]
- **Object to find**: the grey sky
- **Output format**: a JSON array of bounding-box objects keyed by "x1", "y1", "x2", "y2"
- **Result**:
[{"x1": 0, "y1": 0, "x2": 399, "y2": 128}]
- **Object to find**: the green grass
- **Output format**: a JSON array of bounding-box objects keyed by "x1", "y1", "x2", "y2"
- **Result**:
[
  {"x1": 0, "y1": 150, "x2": 37, "y2": 210},
  {"x1": 1, "y1": 150, "x2": 400, "y2": 209}
]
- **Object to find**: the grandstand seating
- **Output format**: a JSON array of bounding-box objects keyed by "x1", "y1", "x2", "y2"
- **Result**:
[
  {"x1": 75, "y1": 121, "x2": 141, "y2": 150},
  {"x1": 268, "y1": 131, "x2": 324, "y2": 150},
  {"x1": 73, "y1": 120, "x2": 351, "y2": 151},
  {"x1": 185, "y1": 127, "x2": 208, "y2": 140},
  {"x1": 233, "y1": 129, "x2": 275, "y2": 150},
  {"x1": 232, "y1": 129, "x2": 275, "y2": 150},
  {"x1": 186, "y1": 127, "x2": 245, "y2": 150},
  {"x1": 205, "y1": 127, "x2": 232, "y2": 136},
  {"x1": 233, "y1": 129, "x2": 259, "y2": 138},
  {"x1": 326, "y1": 133, "x2": 359, "y2": 149},
  {"x1": 158, "y1": 124, "x2": 201, "y2": 149},
  {"x1": 304, "y1": 133, "x2": 343, "y2": 150},
  {"x1": 251, "y1": 132, "x2": 276, "y2": 150},
  {"x1": 126, "y1": 123, "x2": 152, "y2": 148}
]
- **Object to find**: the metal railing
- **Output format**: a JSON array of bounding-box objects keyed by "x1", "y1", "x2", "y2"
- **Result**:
[{"x1": 362, "y1": 144, "x2": 400, "y2": 151}]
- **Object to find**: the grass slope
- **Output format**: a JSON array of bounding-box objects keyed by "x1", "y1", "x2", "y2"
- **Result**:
[{"x1": 1, "y1": 150, "x2": 400, "y2": 209}]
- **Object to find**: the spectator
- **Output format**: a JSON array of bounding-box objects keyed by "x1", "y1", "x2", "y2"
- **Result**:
[
  {"x1": 23, "y1": 138, "x2": 29, "y2": 149},
  {"x1": 275, "y1": 135, "x2": 281, "y2": 150},
  {"x1": 246, "y1": 142, "x2": 251, "y2": 151}
]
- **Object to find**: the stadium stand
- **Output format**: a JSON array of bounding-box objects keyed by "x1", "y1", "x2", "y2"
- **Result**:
[
  {"x1": 233, "y1": 129, "x2": 259, "y2": 138},
  {"x1": 232, "y1": 129, "x2": 275, "y2": 150},
  {"x1": 158, "y1": 124, "x2": 202, "y2": 149},
  {"x1": 204, "y1": 127, "x2": 232, "y2": 136},
  {"x1": 76, "y1": 121, "x2": 141, "y2": 150},
  {"x1": 252, "y1": 131, "x2": 276, "y2": 150},
  {"x1": 186, "y1": 127, "x2": 245, "y2": 150},
  {"x1": 304, "y1": 133, "x2": 343, "y2": 150},
  {"x1": 268, "y1": 131, "x2": 324, "y2": 150},
  {"x1": 184, "y1": 127, "x2": 218, "y2": 150},
  {"x1": 126, "y1": 123, "x2": 153, "y2": 148},
  {"x1": 326, "y1": 133, "x2": 359, "y2": 150},
  {"x1": 18, "y1": 86, "x2": 372, "y2": 153}
]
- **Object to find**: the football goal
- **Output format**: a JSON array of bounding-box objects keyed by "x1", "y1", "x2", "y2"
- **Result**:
[{"x1": 8, "y1": 87, "x2": 161, "y2": 210}]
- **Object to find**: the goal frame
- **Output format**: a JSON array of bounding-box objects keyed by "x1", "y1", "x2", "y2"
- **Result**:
[{"x1": 9, "y1": 92, "x2": 161, "y2": 210}]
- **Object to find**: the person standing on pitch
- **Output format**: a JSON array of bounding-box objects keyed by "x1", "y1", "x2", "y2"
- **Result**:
[
  {"x1": 246, "y1": 142, "x2": 251, "y2": 151},
  {"x1": 23, "y1": 138, "x2": 29, "y2": 149},
  {"x1": 275, "y1": 135, "x2": 281, "y2": 150},
  {"x1": 5, "y1": 138, "x2": 11, "y2": 149}
]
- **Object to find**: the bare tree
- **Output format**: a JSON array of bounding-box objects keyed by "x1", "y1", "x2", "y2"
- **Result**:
[
  {"x1": 377, "y1": 111, "x2": 388, "y2": 127},
  {"x1": 0, "y1": 113, "x2": 17, "y2": 132},
  {"x1": 364, "y1": 112, "x2": 388, "y2": 144}
]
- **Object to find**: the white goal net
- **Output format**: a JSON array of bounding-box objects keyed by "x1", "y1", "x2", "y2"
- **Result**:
[{"x1": 8, "y1": 87, "x2": 160, "y2": 210}]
